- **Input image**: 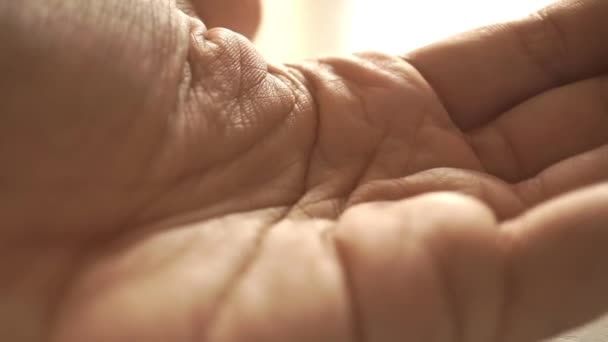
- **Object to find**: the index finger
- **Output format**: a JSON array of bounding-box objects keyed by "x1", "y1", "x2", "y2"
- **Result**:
[{"x1": 405, "y1": 0, "x2": 608, "y2": 130}]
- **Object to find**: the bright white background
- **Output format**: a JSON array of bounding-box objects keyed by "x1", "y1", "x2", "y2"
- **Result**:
[
  {"x1": 255, "y1": 0, "x2": 558, "y2": 62},
  {"x1": 253, "y1": 1, "x2": 608, "y2": 341}
]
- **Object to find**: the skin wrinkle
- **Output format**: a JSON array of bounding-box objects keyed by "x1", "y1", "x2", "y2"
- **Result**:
[
  {"x1": 463, "y1": 134, "x2": 490, "y2": 173},
  {"x1": 133, "y1": 137, "x2": 292, "y2": 229},
  {"x1": 336, "y1": 65, "x2": 398, "y2": 209},
  {"x1": 492, "y1": 123, "x2": 525, "y2": 182},
  {"x1": 111, "y1": 10, "x2": 196, "y2": 232},
  {"x1": 131, "y1": 58, "x2": 306, "y2": 227},
  {"x1": 285, "y1": 56, "x2": 423, "y2": 218},
  {"x1": 57, "y1": 15, "x2": 236, "y2": 238},
  {"x1": 333, "y1": 200, "x2": 456, "y2": 342},
  {"x1": 468, "y1": 74, "x2": 608, "y2": 187},
  {"x1": 280, "y1": 53, "x2": 493, "y2": 220},
  {"x1": 513, "y1": 142, "x2": 608, "y2": 208},
  {"x1": 235, "y1": 44, "x2": 269, "y2": 101},
  {"x1": 332, "y1": 230, "x2": 366, "y2": 342},
  {"x1": 428, "y1": 248, "x2": 462, "y2": 342},
  {"x1": 197, "y1": 191, "x2": 343, "y2": 341},
  {"x1": 51, "y1": 208, "x2": 283, "y2": 341},
  {"x1": 400, "y1": 55, "x2": 458, "y2": 132},
  {"x1": 476, "y1": 173, "x2": 495, "y2": 213},
  {"x1": 362, "y1": 55, "x2": 486, "y2": 178},
  {"x1": 495, "y1": 218, "x2": 531, "y2": 342},
  {"x1": 198, "y1": 56, "x2": 363, "y2": 340},
  {"x1": 138, "y1": 15, "x2": 196, "y2": 181},
  {"x1": 138, "y1": 0, "x2": 192, "y2": 215},
  {"x1": 433, "y1": 203, "x2": 506, "y2": 342},
  {"x1": 407, "y1": 45, "x2": 523, "y2": 182},
  {"x1": 196, "y1": 210, "x2": 287, "y2": 342},
  {"x1": 401, "y1": 112, "x2": 427, "y2": 175},
  {"x1": 434, "y1": 225, "x2": 503, "y2": 342},
  {"x1": 281, "y1": 64, "x2": 323, "y2": 215},
  {"x1": 516, "y1": 173, "x2": 549, "y2": 208},
  {"x1": 295, "y1": 142, "x2": 364, "y2": 216},
  {"x1": 115, "y1": 28, "x2": 192, "y2": 219},
  {"x1": 233, "y1": 70, "x2": 288, "y2": 131},
  {"x1": 202, "y1": 217, "x2": 354, "y2": 341},
  {"x1": 192, "y1": 213, "x2": 357, "y2": 341},
  {"x1": 514, "y1": 9, "x2": 571, "y2": 86},
  {"x1": 338, "y1": 115, "x2": 385, "y2": 215},
  {"x1": 290, "y1": 61, "x2": 357, "y2": 178},
  {"x1": 182, "y1": 41, "x2": 320, "y2": 340}
]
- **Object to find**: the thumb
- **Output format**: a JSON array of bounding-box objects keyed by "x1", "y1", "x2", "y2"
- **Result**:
[{"x1": 189, "y1": 0, "x2": 261, "y2": 39}]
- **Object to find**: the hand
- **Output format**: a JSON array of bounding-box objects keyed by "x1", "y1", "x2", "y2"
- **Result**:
[{"x1": 1, "y1": 0, "x2": 607, "y2": 341}]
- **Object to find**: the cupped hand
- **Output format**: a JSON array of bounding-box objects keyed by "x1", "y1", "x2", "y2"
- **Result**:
[{"x1": 1, "y1": 0, "x2": 607, "y2": 341}]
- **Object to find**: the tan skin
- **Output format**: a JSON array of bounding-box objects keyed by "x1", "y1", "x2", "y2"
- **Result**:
[{"x1": 1, "y1": 0, "x2": 608, "y2": 341}]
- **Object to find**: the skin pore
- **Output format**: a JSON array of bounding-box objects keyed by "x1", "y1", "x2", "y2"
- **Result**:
[{"x1": 1, "y1": 0, "x2": 607, "y2": 341}]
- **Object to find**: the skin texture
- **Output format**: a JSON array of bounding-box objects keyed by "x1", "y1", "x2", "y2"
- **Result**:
[{"x1": 0, "y1": 0, "x2": 607, "y2": 341}]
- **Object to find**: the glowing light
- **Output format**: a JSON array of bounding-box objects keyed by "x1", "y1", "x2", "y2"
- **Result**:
[
  {"x1": 256, "y1": 0, "x2": 559, "y2": 61},
  {"x1": 348, "y1": 0, "x2": 559, "y2": 53}
]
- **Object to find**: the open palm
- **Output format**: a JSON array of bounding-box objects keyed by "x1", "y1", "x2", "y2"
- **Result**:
[{"x1": 1, "y1": 0, "x2": 607, "y2": 341}]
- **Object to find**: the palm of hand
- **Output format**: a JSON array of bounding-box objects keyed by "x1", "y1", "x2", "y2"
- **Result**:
[{"x1": 2, "y1": 1, "x2": 608, "y2": 342}]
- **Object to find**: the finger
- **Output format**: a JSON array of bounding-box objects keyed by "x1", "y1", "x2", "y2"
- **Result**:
[
  {"x1": 405, "y1": 0, "x2": 608, "y2": 130},
  {"x1": 515, "y1": 144, "x2": 608, "y2": 206},
  {"x1": 189, "y1": 0, "x2": 261, "y2": 39},
  {"x1": 500, "y1": 183, "x2": 608, "y2": 342},
  {"x1": 335, "y1": 193, "x2": 505, "y2": 341},
  {"x1": 468, "y1": 74, "x2": 608, "y2": 181},
  {"x1": 347, "y1": 168, "x2": 525, "y2": 220}
]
